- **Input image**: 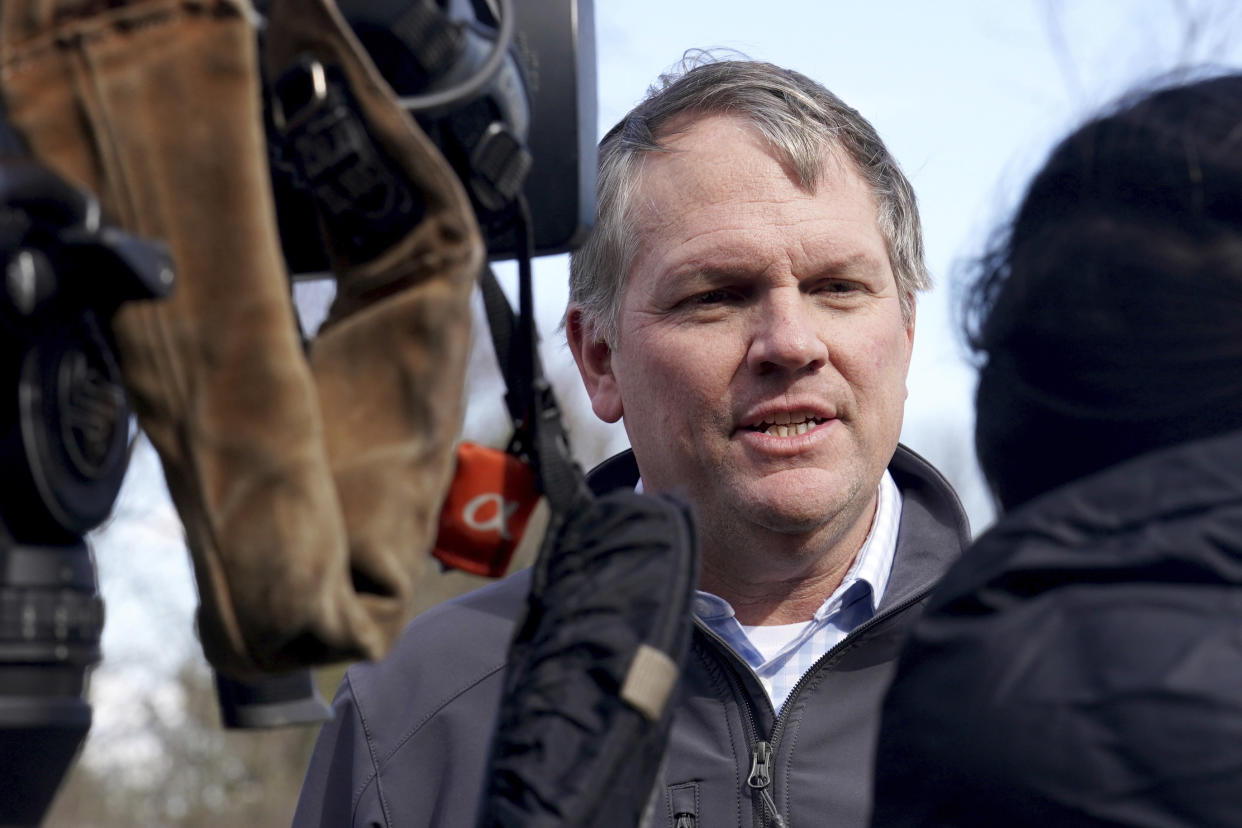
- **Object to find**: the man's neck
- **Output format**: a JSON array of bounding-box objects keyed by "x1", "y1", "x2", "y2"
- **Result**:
[{"x1": 696, "y1": 495, "x2": 879, "y2": 626}]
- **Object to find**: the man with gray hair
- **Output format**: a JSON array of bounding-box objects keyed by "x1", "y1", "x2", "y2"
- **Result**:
[{"x1": 294, "y1": 57, "x2": 970, "y2": 827}]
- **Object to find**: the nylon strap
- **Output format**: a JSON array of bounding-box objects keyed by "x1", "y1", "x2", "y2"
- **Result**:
[{"x1": 479, "y1": 197, "x2": 589, "y2": 514}]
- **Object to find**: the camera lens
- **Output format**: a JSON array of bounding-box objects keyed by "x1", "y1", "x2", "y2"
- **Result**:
[{"x1": 0, "y1": 540, "x2": 103, "y2": 826}]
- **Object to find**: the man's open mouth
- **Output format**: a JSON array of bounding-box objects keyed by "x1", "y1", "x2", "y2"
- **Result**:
[{"x1": 745, "y1": 413, "x2": 826, "y2": 438}]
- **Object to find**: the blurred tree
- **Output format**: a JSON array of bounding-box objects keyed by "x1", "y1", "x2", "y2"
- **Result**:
[{"x1": 44, "y1": 660, "x2": 319, "y2": 827}]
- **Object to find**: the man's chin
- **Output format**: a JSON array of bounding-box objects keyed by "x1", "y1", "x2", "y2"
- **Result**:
[
  {"x1": 721, "y1": 467, "x2": 870, "y2": 535},
  {"x1": 728, "y1": 490, "x2": 848, "y2": 536}
]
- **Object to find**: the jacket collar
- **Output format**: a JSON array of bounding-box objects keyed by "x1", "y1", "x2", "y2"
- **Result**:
[{"x1": 585, "y1": 443, "x2": 972, "y2": 611}]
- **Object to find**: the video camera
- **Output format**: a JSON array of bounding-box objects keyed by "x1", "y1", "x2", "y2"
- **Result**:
[
  {"x1": 267, "y1": 0, "x2": 596, "y2": 272},
  {"x1": 0, "y1": 0, "x2": 595, "y2": 823}
]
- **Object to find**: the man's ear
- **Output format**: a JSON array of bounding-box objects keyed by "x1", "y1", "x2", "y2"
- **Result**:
[
  {"x1": 902, "y1": 297, "x2": 917, "y2": 400},
  {"x1": 566, "y1": 305, "x2": 624, "y2": 423}
]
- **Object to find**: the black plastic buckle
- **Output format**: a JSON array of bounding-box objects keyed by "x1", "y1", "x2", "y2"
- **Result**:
[{"x1": 272, "y1": 56, "x2": 329, "y2": 134}]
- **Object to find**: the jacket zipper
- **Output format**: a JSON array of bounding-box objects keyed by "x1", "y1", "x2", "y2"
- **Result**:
[
  {"x1": 694, "y1": 623, "x2": 773, "y2": 825},
  {"x1": 747, "y1": 740, "x2": 787, "y2": 828},
  {"x1": 693, "y1": 582, "x2": 935, "y2": 826}
]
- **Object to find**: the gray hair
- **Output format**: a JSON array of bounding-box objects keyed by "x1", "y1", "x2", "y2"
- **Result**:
[{"x1": 569, "y1": 55, "x2": 929, "y2": 345}]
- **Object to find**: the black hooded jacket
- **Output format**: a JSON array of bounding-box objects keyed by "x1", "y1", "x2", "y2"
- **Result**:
[{"x1": 872, "y1": 428, "x2": 1242, "y2": 828}]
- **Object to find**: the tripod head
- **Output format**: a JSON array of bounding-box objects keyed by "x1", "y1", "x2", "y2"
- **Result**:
[{"x1": 0, "y1": 156, "x2": 172, "y2": 826}]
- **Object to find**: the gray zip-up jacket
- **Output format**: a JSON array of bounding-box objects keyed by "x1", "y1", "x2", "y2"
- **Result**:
[{"x1": 293, "y1": 444, "x2": 969, "y2": 828}]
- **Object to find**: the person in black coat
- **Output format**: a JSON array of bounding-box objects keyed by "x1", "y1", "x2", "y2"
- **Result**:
[{"x1": 871, "y1": 73, "x2": 1242, "y2": 827}]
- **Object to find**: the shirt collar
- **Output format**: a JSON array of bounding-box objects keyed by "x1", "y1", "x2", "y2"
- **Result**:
[{"x1": 833, "y1": 468, "x2": 901, "y2": 616}]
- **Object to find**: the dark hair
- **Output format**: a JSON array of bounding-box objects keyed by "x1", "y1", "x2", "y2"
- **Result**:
[{"x1": 965, "y1": 72, "x2": 1242, "y2": 510}]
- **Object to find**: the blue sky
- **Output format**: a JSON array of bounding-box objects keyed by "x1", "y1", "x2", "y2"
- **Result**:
[
  {"x1": 473, "y1": 0, "x2": 1242, "y2": 527},
  {"x1": 83, "y1": 0, "x2": 1242, "y2": 774}
]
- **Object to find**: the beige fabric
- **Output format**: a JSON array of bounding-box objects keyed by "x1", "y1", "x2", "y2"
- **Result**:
[
  {"x1": 0, "y1": 0, "x2": 481, "y2": 677},
  {"x1": 620, "y1": 643, "x2": 679, "y2": 722}
]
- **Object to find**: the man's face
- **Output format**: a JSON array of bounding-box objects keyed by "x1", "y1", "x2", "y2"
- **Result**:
[{"x1": 571, "y1": 114, "x2": 915, "y2": 548}]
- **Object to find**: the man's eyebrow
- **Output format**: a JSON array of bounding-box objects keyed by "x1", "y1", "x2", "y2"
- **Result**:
[
  {"x1": 808, "y1": 252, "x2": 883, "y2": 278},
  {"x1": 666, "y1": 251, "x2": 881, "y2": 282},
  {"x1": 661, "y1": 263, "x2": 755, "y2": 285}
]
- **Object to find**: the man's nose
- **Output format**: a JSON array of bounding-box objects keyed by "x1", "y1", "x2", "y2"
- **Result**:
[{"x1": 746, "y1": 292, "x2": 829, "y2": 374}]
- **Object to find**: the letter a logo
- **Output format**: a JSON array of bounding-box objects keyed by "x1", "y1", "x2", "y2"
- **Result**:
[{"x1": 462, "y1": 493, "x2": 521, "y2": 540}]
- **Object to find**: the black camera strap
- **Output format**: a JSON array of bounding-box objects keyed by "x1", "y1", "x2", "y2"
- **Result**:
[{"x1": 477, "y1": 203, "x2": 589, "y2": 515}]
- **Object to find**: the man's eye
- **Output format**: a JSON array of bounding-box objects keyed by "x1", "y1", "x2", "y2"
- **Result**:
[
  {"x1": 692, "y1": 289, "x2": 737, "y2": 305},
  {"x1": 816, "y1": 280, "x2": 859, "y2": 294}
]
